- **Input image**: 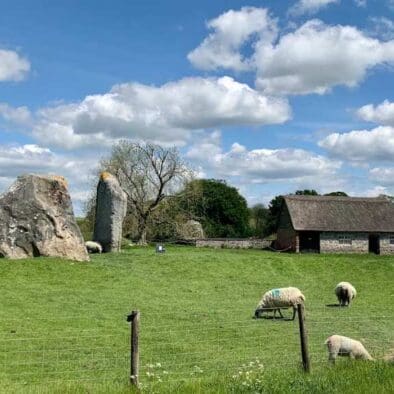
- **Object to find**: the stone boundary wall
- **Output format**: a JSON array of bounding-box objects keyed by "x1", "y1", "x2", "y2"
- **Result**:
[{"x1": 196, "y1": 238, "x2": 272, "y2": 249}]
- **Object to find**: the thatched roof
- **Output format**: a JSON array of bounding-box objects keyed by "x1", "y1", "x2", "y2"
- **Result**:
[{"x1": 284, "y1": 195, "x2": 394, "y2": 232}]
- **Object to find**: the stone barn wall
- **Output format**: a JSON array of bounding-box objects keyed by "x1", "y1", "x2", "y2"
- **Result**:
[
  {"x1": 320, "y1": 232, "x2": 368, "y2": 253},
  {"x1": 379, "y1": 233, "x2": 394, "y2": 255},
  {"x1": 196, "y1": 238, "x2": 272, "y2": 249}
]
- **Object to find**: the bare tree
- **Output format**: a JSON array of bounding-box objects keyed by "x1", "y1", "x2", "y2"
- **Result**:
[{"x1": 101, "y1": 141, "x2": 191, "y2": 245}]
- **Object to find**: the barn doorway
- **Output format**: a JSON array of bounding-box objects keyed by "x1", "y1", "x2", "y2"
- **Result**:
[
  {"x1": 299, "y1": 231, "x2": 320, "y2": 253},
  {"x1": 369, "y1": 234, "x2": 380, "y2": 254}
]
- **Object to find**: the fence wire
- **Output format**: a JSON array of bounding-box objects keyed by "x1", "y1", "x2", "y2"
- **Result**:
[{"x1": 0, "y1": 306, "x2": 392, "y2": 389}]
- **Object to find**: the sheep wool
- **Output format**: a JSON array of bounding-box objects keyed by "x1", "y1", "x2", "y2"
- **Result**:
[
  {"x1": 325, "y1": 335, "x2": 373, "y2": 362},
  {"x1": 335, "y1": 282, "x2": 357, "y2": 306},
  {"x1": 85, "y1": 241, "x2": 103, "y2": 254},
  {"x1": 255, "y1": 287, "x2": 305, "y2": 320}
]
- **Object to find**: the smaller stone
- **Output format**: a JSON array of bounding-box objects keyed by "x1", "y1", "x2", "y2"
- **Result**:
[
  {"x1": 178, "y1": 220, "x2": 205, "y2": 240},
  {"x1": 93, "y1": 172, "x2": 127, "y2": 252}
]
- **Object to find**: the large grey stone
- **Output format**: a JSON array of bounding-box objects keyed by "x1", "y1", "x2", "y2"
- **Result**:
[
  {"x1": 93, "y1": 172, "x2": 127, "y2": 252},
  {"x1": 0, "y1": 174, "x2": 89, "y2": 261},
  {"x1": 178, "y1": 220, "x2": 205, "y2": 240}
]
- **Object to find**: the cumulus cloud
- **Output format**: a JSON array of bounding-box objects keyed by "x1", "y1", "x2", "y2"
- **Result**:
[
  {"x1": 354, "y1": 0, "x2": 367, "y2": 6},
  {"x1": 0, "y1": 103, "x2": 32, "y2": 126},
  {"x1": 319, "y1": 126, "x2": 394, "y2": 161},
  {"x1": 369, "y1": 167, "x2": 394, "y2": 186},
  {"x1": 288, "y1": 0, "x2": 339, "y2": 17},
  {"x1": 0, "y1": 49, "x2": 30, "y2": 82},
  {"x1": 189, "y1": 8, "x2": 394, "y2": 96},
  {"x1": 254, "y1": 20, "x2": 394, "y2": 95},
  {"x1": 186, "y1": 131, "x2": 341, "y2": 183},
  {"x1": 0, "y1": 144, "x2": 97, "y2": 214},
  {"x1": 32, "y1": 76, "x2": 291, "y2": 149},
  {"x1": 187, "y1": 7, "x2": 277, "y2": 71},
  {"x1": 357, "y1": 100, "x2": 394, "y2": 126}
]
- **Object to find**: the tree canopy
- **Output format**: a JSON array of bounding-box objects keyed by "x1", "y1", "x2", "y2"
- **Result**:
[{"x1": 179, "y1": 179, "x2": 251, "y2": 238}]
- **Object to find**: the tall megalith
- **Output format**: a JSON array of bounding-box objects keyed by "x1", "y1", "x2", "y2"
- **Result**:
[
  {"x1": 93, "y1": 172, "x2": 127, "y2": 252},
  {"x1": 0, "y1": 174, "x2": 89, "y2": 261}
]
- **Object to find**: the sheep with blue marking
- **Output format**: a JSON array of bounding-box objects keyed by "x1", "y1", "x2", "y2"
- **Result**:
[
  {"x1": 254, "y1": 287, "x2": 305, "y2": 320},
  {"x1": 85, "y1": 241, "x2": 102, "y2": 254},
  {"x1": 335, "y1": 282, "x2": 357, "y2": 306},
  {"x1": 325, "y1": 335, "x2": 373, "y2": 363}
]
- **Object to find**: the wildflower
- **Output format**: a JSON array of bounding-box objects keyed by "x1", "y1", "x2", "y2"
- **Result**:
[{"x1": 156, "y1": 362, "x2": 162, "y2": 368}]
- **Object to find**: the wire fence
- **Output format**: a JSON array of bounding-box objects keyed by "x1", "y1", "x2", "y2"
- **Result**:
[{"x1": 0, "y1": 305, "x2": 393, "y2": 389}]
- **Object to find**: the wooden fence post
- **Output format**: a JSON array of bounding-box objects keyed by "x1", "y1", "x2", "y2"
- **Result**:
[
  {"x1": 127, "y1": 310, "x2": 140, "y2": 387},
  {"x1": 297, "y1": 303, "x2": 310, "y2": 372}
]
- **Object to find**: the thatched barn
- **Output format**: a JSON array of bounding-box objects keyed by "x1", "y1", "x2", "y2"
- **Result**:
[{"x1": 276, "y1": 195, "x2": 394, "y2": 254}]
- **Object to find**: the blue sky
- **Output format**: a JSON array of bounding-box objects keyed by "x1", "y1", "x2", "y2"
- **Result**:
[{"x1": 1, "y1": 0, "x2": 394, "y2": 214}]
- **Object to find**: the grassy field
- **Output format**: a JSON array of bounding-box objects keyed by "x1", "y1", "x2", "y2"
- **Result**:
[{"x1": 0, "y1": 246, "x2": 393, "y2": 393}]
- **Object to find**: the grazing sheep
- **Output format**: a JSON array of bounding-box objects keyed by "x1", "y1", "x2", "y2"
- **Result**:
[
  {"x1": 254, "y1": 287, "x2": 305, "y2": 320},
  {"x1": 85, "y1": 241, "x2": 102, "y2": 254},
  {"x1": 335, "y1": 282, "x2": 357, "y2": 306},
  {"x1": 325, "y1": 335, "x2": 373, "y2": 363}
]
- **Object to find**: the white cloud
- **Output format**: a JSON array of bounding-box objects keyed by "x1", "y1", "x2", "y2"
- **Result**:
[
  {"x1": 186, "y1": 131, "x2": 341, "y2": 183},
  {"x1": 0, "y1": 49, "x2": 30, "y2": 82},
  {"x1": 357, "y1": 100, "x2": 394, "y2": 126},
  {"x1": 369, "y1": 167, "x2": 394, "y2": 186},
  {"x1": 32, "y1": 76, "x2": 291, "y2": 149},
  {"x1": 0, "y1": 102, "x2": 32, "y2": 126},
  {"x1": 319, "y1": 126, "x2": 394, "y2": 161},
  {"x1": 354, "y1": 0, "x2": 367, "y2": 7},
  {"x1": 188, "y1": 9, "x2": 394, "y2": 95},
  {"x1": 254, "y1": 20, "x2": 394, "y2": 95},
  {"x1": 288, "y1": 0, "x2": 339, "y2": 17},
  {"x1": 187, "y1": 7, "x2": 277, "y2": 71},
  {"x1": 368, "y1": 17, "x2": 394, "y2": 41},
  {"x1": 363, "y1": 185, "x2": 390, "y2": 197},
  {"x1": 0, "y1": 144, "x2": 97, "y2": 214}
]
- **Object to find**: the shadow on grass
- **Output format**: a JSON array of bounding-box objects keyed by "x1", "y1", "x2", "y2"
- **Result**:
[{"x1": 326, "y1": 303, "x2": 347, "y2": 308}]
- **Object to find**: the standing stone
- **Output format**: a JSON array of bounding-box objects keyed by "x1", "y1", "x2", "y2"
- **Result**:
[
  {"x1": 93, "y1": 172, "x2": 127, "y2": 252},
  {"x1": 0, "y1": 174, "x2": 89, "y2": 261}
]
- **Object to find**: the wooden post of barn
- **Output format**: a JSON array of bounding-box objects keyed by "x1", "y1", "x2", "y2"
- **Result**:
[
  {"x1": 127, "y1": 310, "x2": 140, "y2": 387},
  {"x1": 297, "y1": 303, "x2": 310, "y2": 372}
]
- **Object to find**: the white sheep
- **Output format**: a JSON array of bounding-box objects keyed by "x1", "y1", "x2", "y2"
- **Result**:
[
  {"x1": 335, "y1": 282, "x2": 357, "y2": 306},
  {"x1": 254, "y1": 287, "x2": 305, "y2": 320},
  {"x1": 85, "y1": 241, "x2": 102, "y2": 254},
  {"x1": 325, "y1": 335, "x2": 373, "y2": 363}
]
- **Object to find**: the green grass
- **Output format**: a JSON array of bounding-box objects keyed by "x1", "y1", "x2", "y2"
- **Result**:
[{"x1": 0, "y1": 246, "x2": 393, "y2": 393}]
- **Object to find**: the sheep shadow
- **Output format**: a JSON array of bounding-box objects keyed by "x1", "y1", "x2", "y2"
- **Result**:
[
  {"x1": 253, "y1": 314, "x2": 296, "y2": 322},
  {"x1": 326, "y1": 303, "x2": 347, "y2": 308}
]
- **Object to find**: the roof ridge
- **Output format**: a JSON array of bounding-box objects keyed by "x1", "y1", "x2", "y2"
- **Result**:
[{"x1": 284, "y1": 195, "x2": 388, "y2": 202}]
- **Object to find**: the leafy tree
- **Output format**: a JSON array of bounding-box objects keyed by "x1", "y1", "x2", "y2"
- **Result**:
[
  {"x1": 324, "y1": 191, "x2": 348, "y2": 196},
  {"x1": 265, "y1": 195, "x2": 284, "y2": 236},
  {"x1": 249, "y1": 204, "x2": 269, "y2": 237},
  {"x1": 179, "y1": 179, "x2": 251, "y2": 238},
  {"x1": 295, "y1": 189, "x2": 319, "y2": 195}
]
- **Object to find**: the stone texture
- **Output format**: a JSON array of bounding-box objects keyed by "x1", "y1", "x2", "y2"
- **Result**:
[
  {"x1": 320, "y1": 232, "x2": 368, "y2": 253},
  {"x1": 196, "y1": 238, "x2": 271, "y2": 249},
  {"x1": 93, "y1": 172, "x2": 127, "y2": 252},
  {"x1": 0, "y1": 174, "x2": 89, "y2": 261},
  {"x1": 178, "y1": 220, "x2": 205, "y2": 240}
]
